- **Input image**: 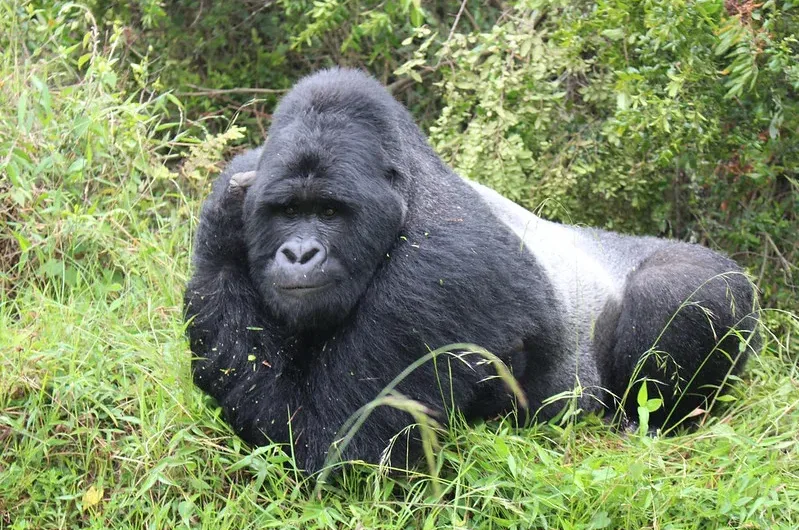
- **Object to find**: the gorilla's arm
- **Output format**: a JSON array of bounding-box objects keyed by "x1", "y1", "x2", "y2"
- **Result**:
[
  {"x1": 184, "y1": 154, "x2": 315, "y2": 461},
  {"x1": 184, "y1": 149, "x2": 271, "y2": 397}
]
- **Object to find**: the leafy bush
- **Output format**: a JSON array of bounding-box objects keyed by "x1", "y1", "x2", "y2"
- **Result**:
[
  {"x1": 80, "y1": 0, "x2": 501, "y2": 140},
  {"x1": 4, "y1": 0, "x2": 797, "y2": 312},
  {"x1": 413, "y1": 0, "x2": 798, "y2": 308},
  {"x1": 0, "y1": 1, "x2": 235, "y2": 298}
]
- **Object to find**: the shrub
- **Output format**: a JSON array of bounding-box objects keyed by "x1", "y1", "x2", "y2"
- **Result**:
[{"x1": 414, "y1": 0, "x2": 798, "y2": 308}]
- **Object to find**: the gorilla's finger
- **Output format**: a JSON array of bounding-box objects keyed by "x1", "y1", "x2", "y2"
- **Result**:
[{"x1": 229, "y1": 170, "x2": 257, "y2": 191}]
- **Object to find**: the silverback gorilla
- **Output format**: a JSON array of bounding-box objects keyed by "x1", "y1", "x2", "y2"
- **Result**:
[{"x1": 185, "y1": 68, "x2": 760, "y2": 474}]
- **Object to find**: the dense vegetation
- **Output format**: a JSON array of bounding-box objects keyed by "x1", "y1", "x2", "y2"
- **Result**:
[{"x1": 1, "y1": 1, "x2": 797, "y2": 528}]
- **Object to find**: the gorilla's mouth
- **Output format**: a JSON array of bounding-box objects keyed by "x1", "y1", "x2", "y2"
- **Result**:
[{"x1": 277, "y1": 283, "x2": 333, "y2": 296}]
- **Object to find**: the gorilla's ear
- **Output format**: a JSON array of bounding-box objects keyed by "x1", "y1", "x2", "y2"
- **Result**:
[{"x1": 385, "y1": 167, "x2": 403, "y2": 186}]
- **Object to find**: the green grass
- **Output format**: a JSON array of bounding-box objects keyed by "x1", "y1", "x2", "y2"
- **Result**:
[
  {"x1": 2, "y1": 3, "x2": 799, "y2": 529},
  {"x1": 2, "y1": 250, "x2": 798, "y2": 529}
]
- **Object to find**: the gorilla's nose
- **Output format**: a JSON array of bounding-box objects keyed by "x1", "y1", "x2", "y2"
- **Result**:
[{"x1": 277, "y1": 238, "x2": 327, "y2": 270}]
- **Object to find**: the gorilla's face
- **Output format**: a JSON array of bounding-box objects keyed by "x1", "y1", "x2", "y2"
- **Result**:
[{"x1": 243, "y1": 119, "x2": 406, "y2": 332}]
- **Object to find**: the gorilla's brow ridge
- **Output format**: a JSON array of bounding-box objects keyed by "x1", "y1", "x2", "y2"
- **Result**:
[{"x1": 260, "y1": 174, "x2": 371, "y2": 210}]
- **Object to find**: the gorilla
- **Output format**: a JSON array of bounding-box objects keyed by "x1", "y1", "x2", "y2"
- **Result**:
[{"x1": 184, "y1": 68, "x2": 760, "y2": 474}]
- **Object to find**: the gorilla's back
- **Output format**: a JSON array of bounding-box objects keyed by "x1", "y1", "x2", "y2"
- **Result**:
[{"x1": 465, "y1": 179, "x2": 670, "y2": 360}]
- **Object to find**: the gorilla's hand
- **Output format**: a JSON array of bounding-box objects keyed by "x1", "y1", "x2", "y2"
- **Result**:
[
  {"x1": 203, "y1": 170, "x2": 256, "y2": 237},
  {"x1": 193, "y1": 170, "x2": 258, "y2": 265}
]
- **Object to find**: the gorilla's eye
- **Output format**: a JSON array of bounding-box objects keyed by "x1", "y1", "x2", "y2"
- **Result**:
[
  {"x1": 284, "y1": 205, "x2": 298, "y2": 217},
  {"x1": 322, "y1": 206, "x2": 337, "y2": 218}
]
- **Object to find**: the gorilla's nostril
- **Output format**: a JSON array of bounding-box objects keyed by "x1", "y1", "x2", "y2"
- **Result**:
[
  {"x1": 278, "y1": 239, "x2": 325, "y2": 268},
  {"x1": 299, "y1": 247, "x2": 319, "y2": 265}
]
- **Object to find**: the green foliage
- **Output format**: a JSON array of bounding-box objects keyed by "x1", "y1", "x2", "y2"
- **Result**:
[
  {"x1": 75, "y1": 0, "x2": 500, "y2": 141},
  {"x1": 420, "y1": 0, "x2": 798, "y2": 308},
  {"x1": 0, "y1": 0, "x2": 244, "y2": 299},
  {"x1": 12, "y1": 0, "x2": 794, "y2": 307}
]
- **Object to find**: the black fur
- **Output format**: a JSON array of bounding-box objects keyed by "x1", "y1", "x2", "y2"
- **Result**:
[{"x1": 185, "y1": 68, "x2": 760, "y2": 473}]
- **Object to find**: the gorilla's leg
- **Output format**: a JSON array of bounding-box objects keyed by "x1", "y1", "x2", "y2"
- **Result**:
[{"x1": 598, "y1": 244, "x2": 759, "y2": 429}]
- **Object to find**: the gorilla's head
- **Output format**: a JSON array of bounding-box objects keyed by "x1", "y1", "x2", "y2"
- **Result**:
[{"x1": 243, "y1": 108, "x2": 407, "y2": 332}]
